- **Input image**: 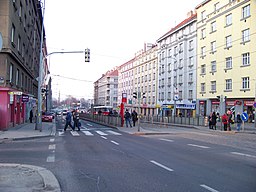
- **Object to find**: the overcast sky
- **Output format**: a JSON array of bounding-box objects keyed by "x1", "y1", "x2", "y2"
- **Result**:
[{"x1": 44, "y1": 0, "x2": 203, "y2": 100}]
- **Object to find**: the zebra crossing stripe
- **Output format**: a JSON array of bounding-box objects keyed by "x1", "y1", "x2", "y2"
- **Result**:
[
  {"x1": 96, "y1": 131, "x2": 108, "y2": 136},
  {"x1": 82, "y1": 131, "x2": 94, "y2": 136},
  {"x1": 70, "y1": 131, "x2": 80, "y2": 136},
  {"x1": 107, "y1": 130, "x2": 122, "y2": 135}
]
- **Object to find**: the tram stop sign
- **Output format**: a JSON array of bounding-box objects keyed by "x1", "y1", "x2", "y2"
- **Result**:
[{"x1": 241, "y1": 112, "x2": 248, "y2": 122}]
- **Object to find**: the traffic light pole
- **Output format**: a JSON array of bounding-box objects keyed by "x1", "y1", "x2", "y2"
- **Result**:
[{"x1": 36, "y1": 50, "x2": 88, "y2": 131}]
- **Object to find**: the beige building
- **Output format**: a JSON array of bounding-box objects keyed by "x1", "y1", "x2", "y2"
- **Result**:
[
  {"x1": 118, "y1": 44, "x2": 158, "y2": 116},
  {"x1": 196, "y1": 0, "x2": 256, "y2": 120}
]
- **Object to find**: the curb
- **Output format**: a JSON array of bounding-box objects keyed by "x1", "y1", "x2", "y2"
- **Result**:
[{"x1": 0, "y1": 163, "x2": 61, "y2": 192}]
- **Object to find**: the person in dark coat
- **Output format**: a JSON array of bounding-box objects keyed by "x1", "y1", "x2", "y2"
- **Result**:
[
  {"x1": 72, "y1": 109, "x2": 80, "y2": 131},
  {"x1": 29, "y1": 109, "x2": 33, "y2": 123},
  {"x1": 131, "y1": 110, "x2": 138, "y2": 127},
  {"x1": 124, "y1": 109, "x2": 132, "y2": 128},
  {"x1": 64, "y1": 111, "x2": 74, "y2": 131},
  {"x1": 211, "y1": 112, "x2": 217, "y2": 130},
  {"x1": 208, "y1": 112, "x2": 212, "y2": 129},
  {"x1": 236, "y1": 113, "x2": 242, "y2": 131}
]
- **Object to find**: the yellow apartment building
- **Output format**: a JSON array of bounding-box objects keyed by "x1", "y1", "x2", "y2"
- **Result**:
[{"x1": 196, "y1": 0, "x2": 256, "y2": 122}]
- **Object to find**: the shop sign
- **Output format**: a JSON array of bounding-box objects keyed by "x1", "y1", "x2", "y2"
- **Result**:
[
  {"x1": 234, "y1": 100, "x2": 242, "y2": 105},
  {"x1": 22, "y1": 95, "x2": 29, "y2": 102},
  {"x1": 212, "y1": 101, "x2": 220, "y2": 104},
  {"x1": 176, "y1": 104, "x2": 196, "y2": 109},
  {"x1": 8, "y1": 91, "x2": 23, "y2": 95},
  {"x1": 199, "y1": 101, "x2": 205, "y2": 105},
  {"x1": 121, "y1": 93, "x2": 127, "y2": 103},
  {"x1": 244, "y1": 100, "x2": 254, "y2": 106}
]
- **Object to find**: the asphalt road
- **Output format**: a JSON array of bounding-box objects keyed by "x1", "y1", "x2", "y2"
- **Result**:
[{"x1": 0, "y1": 116, "x2": 255, "y2": 192}]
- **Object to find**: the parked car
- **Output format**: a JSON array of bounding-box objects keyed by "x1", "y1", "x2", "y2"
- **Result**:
[
  {"x1": 42, "y1": 112, "x2": 54, "y2": 122},
  {"x1": 62, "y1": 109, "x2": 68, "y2": 116}
]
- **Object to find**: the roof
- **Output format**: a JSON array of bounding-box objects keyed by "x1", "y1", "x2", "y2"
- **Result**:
[{"x1": 157, "y1": 13, "x2": 197, "y2": 42}]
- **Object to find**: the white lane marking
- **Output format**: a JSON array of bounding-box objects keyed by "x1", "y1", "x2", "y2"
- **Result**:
[
  {"x1": 48, "y1": 144, "x2": 56, "y2": 150},
  {"x1": 59, "y1": 131, "x2": 65, "y2": 136},
  {"x1": 188, "y1": 144, "x2": 210, "y2": 149},
  {"x1": 82, "y1": 131, "x2": 94, "y2": 136},
  {"x1": 96, "y1": 131, "x2": 108, "y2": 136},
  {"x1": 70, "y1": 131, "x2": 80, "y2": 136},
  {"x1": 200, "y1": 184, "x2": 219, "y2": 192},
  {"x1": 101, "y1": 136, "x2": 107, "y2": 140},
  {"x1": 159, "y1": 138, "x2": 174, "y2": 142},
  {"x1": 111, "y1": 140, "x2": 119, "y2": 145},
  {"x1": 50, "y1": 138, "x2": 55, "y2": 142},
  {"x1": 150, "y1": 160, "x2": 173, "y2": 172},
  {"x1": 87, "y1": 123, "x2": 93, "y2": 127},
  {"x1": 107, "y1": 130, "x2": 122, "y2": 135},
  {"x1": 80, "y1": 126, "x2": 89, "y2": 130},
  {"x1": 231, "y1": 152, "x2": 256, "y2": 159},
  {"x1": 46, "y1": 155, "x2": 55, "y2": 163}
]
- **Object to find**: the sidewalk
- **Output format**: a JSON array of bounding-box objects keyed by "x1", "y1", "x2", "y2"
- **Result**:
[{"x1": 0, "y1": 122, "x2": 60, "y2": 192}]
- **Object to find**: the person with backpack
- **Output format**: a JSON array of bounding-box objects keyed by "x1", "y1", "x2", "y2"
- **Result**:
[
  {"x1": 124, "y1": 109, "x2": 132, "y2": 128},
  {"x1": 64, "y1": 111, "x2": 74, "y2": 131}
]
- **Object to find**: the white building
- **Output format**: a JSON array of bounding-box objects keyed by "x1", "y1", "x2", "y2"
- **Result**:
[{"x1": 157, "y1": 11, "x2": 198, "y2": 117}]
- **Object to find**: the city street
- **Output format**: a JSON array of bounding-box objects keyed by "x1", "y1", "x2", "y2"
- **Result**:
[{"x1": 0, "y1": 117, "x2": 255, "y2": 192}]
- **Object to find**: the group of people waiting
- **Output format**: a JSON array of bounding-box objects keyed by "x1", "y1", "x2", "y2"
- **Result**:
[
  {"x1": 208, "y1": 111, "x2": 243, "y2": 131},
  {"x1": 124, "y1": 109, "x2": 138, "y2": 128}
]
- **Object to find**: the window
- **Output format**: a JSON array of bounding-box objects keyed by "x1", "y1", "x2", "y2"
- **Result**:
[
  {"x1": 211, "y1": 21, "x2": 216, "y2": 32},
  {"x1": 201, "y1": 46, "x2": 206, "y2": 57},
  {"x1": 21, "y1": 72, "x2": 24, "y2": 88},
  {"x1": 214, "y1": 2, "x2": 220, "y2": 11},
  {"x1": 201, "y1": 64, "x2": 206, "y2": 74},
  {"x1": 226, "y1": 57, "x2": 232, "y2": 68},
  {"x1": 201, "y1": 83, "x2": 205, "y2": 92},
  {"x1": 242, "y1": 29, "x2": 250, "y2": 42},
  {"x1": 201, "y1": 28, "x2": 206, "y2": 39},
  {"x1": 16, "y1": 69, "x2": 19, "y2": 86},
  {"x1": 189, "y1": 56, "x2": 193, "y2": 66},
  {"x1": 11, "y1": 25, "x2": 15, "y2": 43},
  {"x1": 226, "y1": 79, "x2": 232, "y2": 90},
  {"x1": 178, "y1": 74, "x2": 183, "y2": 84},
  {"x1": 242, "y1": 52, "x2": 250, "y2": 66},
  {"x1": 226, "y1": 35, "x2": 232, "y2": 48},
  {"x1": 226, "y1": 14, "x2": 232, "y2": 26},
  {"x1": 201, "y1": 10, "x2": 206, "y2": 21},
  {"x1": 9, "y1": 63, "x2": 13, "y2": 83},
  {"x1": 188, "y1": 90, "x2": 193, "y2": 99},
  {"x1": 211, "y1": 81, "x2": 216, "y2": 92},
  {"x1": 211, "y1": 41, "x2": 216, "y2": 53},
  {"x1": 242, "y1": 4, "x2": 250, "y2": 19},
  {"x1": 18, "y1": 36, "x2": 21, "y2": 52},
  {"x1": 211, "y1": 61, "x2": 216, "y2": 72},
  {"x1": 242, "y1": 77, "x2": 249, "y2": 89},
  {"x1": 188, "y1": 73, "x2": 193, "y2": 82},
  {"x1": 189, "y1": 40, "x2": 193, "y2": 50}
]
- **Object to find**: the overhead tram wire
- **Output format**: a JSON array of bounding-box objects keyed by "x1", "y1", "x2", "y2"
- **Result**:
[{"x1": 51, "y1": 74, "x2": 94, "y2": 82}]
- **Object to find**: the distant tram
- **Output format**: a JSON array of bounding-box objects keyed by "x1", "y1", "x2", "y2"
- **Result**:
[{"x1": 92, "y1": 106, "x2": 113, "y2": 115}]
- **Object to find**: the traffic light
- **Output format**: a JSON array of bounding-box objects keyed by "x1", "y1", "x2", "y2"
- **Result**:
[
  {"x1": 133, "y1": 92, "x2": 137, "y2": 99},
  {"x1": 85, "y1": 48, "x2": 90, "y2": 62},
  {"x1": 142, "y1": 92, "x2": 146, "y2": 98}
]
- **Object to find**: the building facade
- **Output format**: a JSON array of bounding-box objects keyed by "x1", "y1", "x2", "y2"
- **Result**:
[
  {"x1": 157, "y1": 12, "x2": 198, "y2": 117},
  {"x1": 94, "y1": 68, "x2": 119, "y2": 108},
  {"x1": 196, "y1": 0, "x2": 256, "y2": 119},
  {"x1": 0, "y1": 0, "x2": 47, "y2": 129}
]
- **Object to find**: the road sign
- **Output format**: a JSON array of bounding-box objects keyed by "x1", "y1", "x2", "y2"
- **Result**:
[
  {"x1": 241, "y1": 112, "x2": 248, "y2": 122},
  {"x1": 253, "y1": 102, "x2": 256, "y2": 108},
  {"x1": 174, "y1": 95, "x2": 179, "y2": 101}
]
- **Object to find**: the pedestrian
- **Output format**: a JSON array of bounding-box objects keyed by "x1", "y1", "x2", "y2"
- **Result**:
[
  {"x1": 124, "y1": 109, "x2": 132, "y2": 128},
  {"x1": 236, "y1": 112, "x2": 242, "y2": 131},
  {"x1": 211, "y1": 112, "x2": 217, "y2": 130},
  {"x1": 228, "y1": 114, "x2": 233, "y2": 131},
  {"x1": 131, "y1": 110, "x2": 138, "y2": 127},
  {"x1": 64, "y1": 111, "x2": 74, "y2": 131},
  {"x1": 72, "y1": 109, "x2": 80, "y2": 131},
  {"x1": 208, "y1": 112, "x2": 212, "y2": 129},
  {"x1": 222, "y1": 113, "x2": 228, "y2": 131},
  {"x1": 29, "y1": 109, "x2": 33, "y2": 123}
]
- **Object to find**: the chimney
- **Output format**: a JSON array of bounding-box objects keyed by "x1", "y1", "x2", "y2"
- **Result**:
[{"x1": 187, "y1": 10, "x2": 193, "y2": 18}]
